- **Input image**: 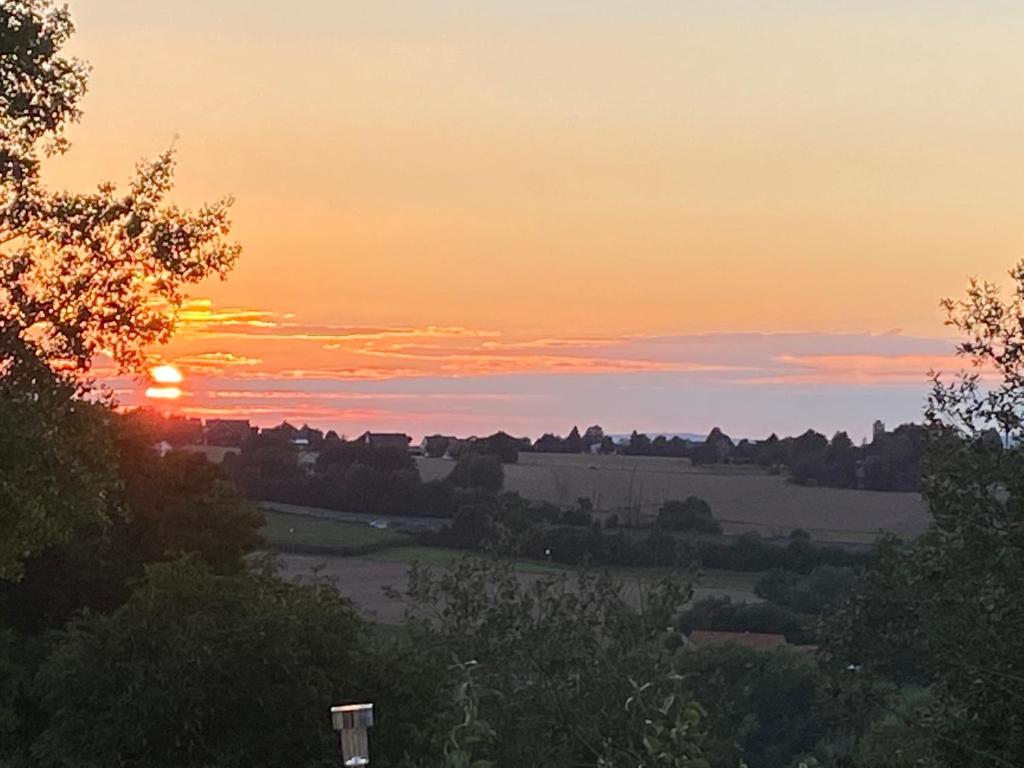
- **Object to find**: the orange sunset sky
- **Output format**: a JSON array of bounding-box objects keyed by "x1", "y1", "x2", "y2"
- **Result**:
[{"x1": 46, "y1": 1, "x2": 1024, "y2": 439}]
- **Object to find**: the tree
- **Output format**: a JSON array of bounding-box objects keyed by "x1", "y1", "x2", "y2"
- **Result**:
[
  {"x1": 114, "y1": 417, "x2": 264, "y2": 571},
  {"x1": 0, "y1": 413, "x2": 264, "y2": 635},
  {"x1": 1, "y1": 148, "x2": 237, "y2": 376},
  {"x1": 861, "y1": 424, "x2": 927, "y2": 491},
  {"x1": 532, "y1": 432, "x2": 565, "y2": 453},
  {"x1": 448, "y1": 454, "x2": 504, "y2": 494},
  {"x1": 0, "y1": 1, "x2": 86, "y2": 193},
  {"x1": 627, "y1": 430, "x2": 652, "y2": 455},
  {"x1": 823, "y1": 431, "x2": 858, "y2": 488},
  {"x1": 678, "y1": 596, "x2": 814, "y2": 645},
  {"x1": 560, "y1": 497, "x2": 594, "y2": 527},
  {"x1": 423, "y1": 434, "x2": 454, "y2": 458},
  {"x1": 681, "y1": 645, "x2": 827, "y2": 768},
  {"x1": 582, "y1": 424, "x2": 605, "y2": 453},
  {"x1": 825, "y1": 261, "x2": 1024, "y2": 766},
  {"x1": 121, "y1": 409, "x2": 203, "y2": 446},
  {"x1": 32, "y1": 559, "x2": 367, "y2": 768},
  {"x1": 756, "y1": 433, "x2": 785, "y2": 469},
  {"x1": 0, "y1": 0, "x2": 240, "y2": 578},
  {"x1": 384, "y1": 557, "x2": 703, "y2": 767},
  {"x1": 789, "y1": 430, "x2": 829, "y2": 485},
  {"x1": 317, "y1": 440, "x2": 414, "y2": 474},
  {"x1": 564, "y1": 425, "x2": 584, "y2": 453},
  {"x1": 704, "y1": 427, "x2": 734, "y2": 462},
  {"x1": 0, "y1": 373, "x2": 118, "y2": 579},
  {"x1": 755, "y1": 566, "x2": 856, "y2": 616},
  {"x1": 470, "y1": 431, "x2": 527, "y2": 463},
  {"x1": 657, "y1": 497, "x2": 722, "y2": 534},
  {"x1": 0, "y1": 622, "x2": 29, "y2": 763}
]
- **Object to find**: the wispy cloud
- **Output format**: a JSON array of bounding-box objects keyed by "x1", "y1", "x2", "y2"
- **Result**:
[
  {"x1": 151, "y1": 300, "x2": 965, "y2": 386},
  {"x1": 113, "y1": 299, "x2": 964, "y2": 437},
  {"x1": 177, "y1": 300, "x2": 279, "y2": 330},
  {"x1": 174, "y1": 352, "x2": 263, "y2": 374},
  {"x1": 761, "y1": 354, "x2": 961, "y2": 385}
]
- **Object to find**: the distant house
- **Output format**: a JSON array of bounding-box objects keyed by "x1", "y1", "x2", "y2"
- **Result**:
[
  {"x1": 297, "y1": 450, "x2": 319, "y2": 474},
  {"x1": 357, "y1": 432, "x2": 412, "y2": 450},
  {"x1": 204, "y1": 419, "x2": 255, "y2": 448},
  {"x1": 266, "y1": 421, "x2": 300, "y2": 440},
  {"x1": 685, "y1": 630, "x2": 788, "y2": 652},
  {"x1": 265, "y1": 421, "x2": 325, "y2": 448},
  {"x1": 421, "y1": 434, "x2": 458, "y2": 458},
  {"x1": 295, "y1": 424, "x2": 324, "y2": 447}
]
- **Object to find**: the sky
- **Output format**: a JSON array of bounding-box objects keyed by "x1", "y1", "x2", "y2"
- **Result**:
[{"x1": 45, "y1": 1, "x2": 1024, "y2": 440}]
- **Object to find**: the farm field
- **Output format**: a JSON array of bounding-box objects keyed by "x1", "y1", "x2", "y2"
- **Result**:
[
  {"x1": 260, "y1": 501, "x2": 446, "y2": 532},
  {"x1": 263, "y1": 508, "x2": 765, "y2": 624},
  {"x1": 261, "y1": 509, "x2": 412, "y2": 554},
  {"x1": 418, "y1": 453, "x2": 930, "y2": 544},
  {"x1": 275, "y1": 548, "x2": 763, "y2": 625}
]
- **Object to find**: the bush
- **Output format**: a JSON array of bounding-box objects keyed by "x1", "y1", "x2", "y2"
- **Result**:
[
  {"x1": 755, "y1": 566, "x2": 857, "y2": 615},
  {"x1": 560, "y1": 508, "x2": 593, "y2": 527},
  {"x1": 657, "y1": 497, "x2": 722, "y2": 534},
  {"x1": 467, "y1": 431, "x2": 527, "y2": 463},
  {"x1": 678, "y1": 596, "x2": 815, "y2": 644},
  {"x1": 682, "y1": 645, "x2": 827, "y2": 768},
  {"x1": 32, "y1": 560, "x2": 367, "y2": 768},
  {"x1": 448, "y1": 454, "x2": 505, "y2": 493}
]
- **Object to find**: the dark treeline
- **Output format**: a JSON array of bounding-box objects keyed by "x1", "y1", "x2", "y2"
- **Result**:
[
  {"x1": 420, "y1": 422, "x2": 930, "y2": 492},
  {"x1": 677, "y1": 565, "x2": 860, "y2": 645},
  {"x1": 224, "y1": 431, "x2": 506, "y2": 518},
  {"x1": 424, "y1": 490, "x2": 869, "y2": 575},
  {"x1": 151, "y1": 415, "x2": 928, "y2": 494}
]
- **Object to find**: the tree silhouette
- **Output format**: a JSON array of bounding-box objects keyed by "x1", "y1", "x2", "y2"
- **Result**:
[{"x1": 0, "y1": 0, "x2": 240, "y2": 578}]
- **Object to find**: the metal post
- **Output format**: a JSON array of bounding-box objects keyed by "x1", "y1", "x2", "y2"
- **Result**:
[{"x1": 331, "y1": 702, "x2": 373, "y2": 767}]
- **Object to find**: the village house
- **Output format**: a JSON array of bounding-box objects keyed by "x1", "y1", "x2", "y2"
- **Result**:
[
  {"x1": 357, "y1": 432, "x2": 412, "y2": 451},
  {"x1": 204, "y1": 419, "x2": 256, "y2": 448}
]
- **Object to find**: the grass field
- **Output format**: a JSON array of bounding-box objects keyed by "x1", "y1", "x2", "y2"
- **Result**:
[
  {"x1": 361, "y1": 546, "x2": 591, "y2": 575},
  {"x1": 418, "y1": 453, "x2": 929, "y2": 544},
  {"x1": 262, "y1": 512, "x2": 766, "y2": 624},
  {"x1": 262, "y1": 510, "x2": 412, "y2": 554},
  {"x1": 261, "y1": 465, "x2": 883, "y2": 624},
  {"x1": 278, "y1": 548, "x2": 764, "y2": 624}
]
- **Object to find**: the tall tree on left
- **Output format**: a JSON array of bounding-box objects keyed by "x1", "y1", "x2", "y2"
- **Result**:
[{"x1": 0, "y1": 0, "x2": 241, "y2": 579}]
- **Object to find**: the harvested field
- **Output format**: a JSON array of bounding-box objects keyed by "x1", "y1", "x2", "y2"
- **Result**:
[
  {"x1": 275, "y1": 550, "x2": 762, "y2": 625},
  {"x1": 418, "y1": 453, "x2": 929, "y2": 544}
]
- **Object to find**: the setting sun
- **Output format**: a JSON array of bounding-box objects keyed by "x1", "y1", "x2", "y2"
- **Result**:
[
  {"x1": 144, "y1": 386, "x2": 183, "y2": 400},
  {"x1": 150, "y1": 364, "x2": 183, "y2": 385}
]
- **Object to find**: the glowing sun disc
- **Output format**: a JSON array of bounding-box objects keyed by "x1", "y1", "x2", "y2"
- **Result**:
[
  {"x1": 145, "y1": 386, "x2": 182, "y2": 400},
  {"x1": 151, "y1": 364, "x2": 183, "y2": 384}
]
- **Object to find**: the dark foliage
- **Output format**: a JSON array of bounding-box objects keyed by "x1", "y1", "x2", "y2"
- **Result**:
[
  {"x1": 657, "y1": 496, "x2": 723, "y2": 534},
  {"x1": 682, "y1": 645, "x2": 828, "y2": 768},
  {"x1": 32, "y1": 560, "x2": 367, "y2": 768},
  {"x1": 447, "y1": 453, "x2": 505, "y2": 494},
  {"x1": 679, "y1": 596, "x2": 816, "y2": 645}
]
